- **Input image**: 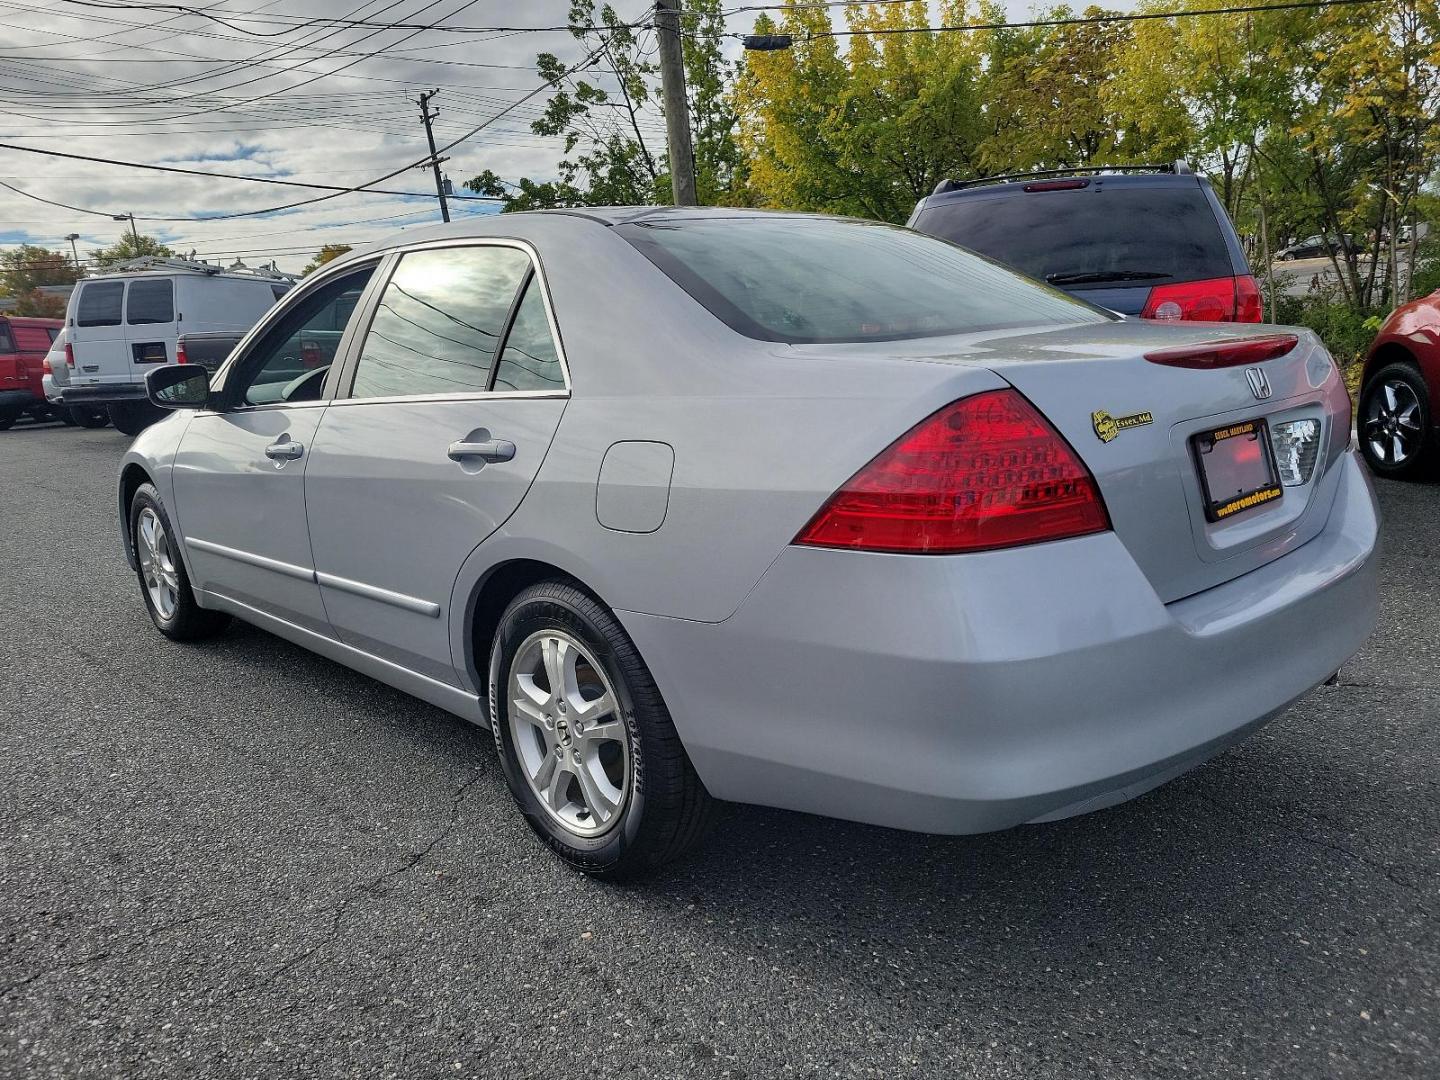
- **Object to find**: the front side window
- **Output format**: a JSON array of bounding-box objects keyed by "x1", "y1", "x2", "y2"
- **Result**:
[
  {"x1": 77, "y1": 282, "x2": 125, "y2": 328},
  {"x1": 230, "y1": 265, "x2": 376, "y2": 407},
  {"x1": 127, "y1": 278, "x2": 175, "y2": 324},
  {"x1": 617, "y1": 216, "x2": 1109, "y2": 345},
  {"x1": 349, "y1": 246, "x2": 531, "y2": 399},
  {"x1": 492, "y1": 278, "x2": 564, "y2": 392}
]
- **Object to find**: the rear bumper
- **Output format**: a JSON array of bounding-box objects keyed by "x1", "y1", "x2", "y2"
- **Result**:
[
  {"x1": 41, "y1": 374, "x2": 63, "y2": 405},
  {"x1": 62, "y1": 383, "x2": 147, "y2": 406},
  {"x1": 620, "y1": 449, "x2": 1380, "y2": 834}
]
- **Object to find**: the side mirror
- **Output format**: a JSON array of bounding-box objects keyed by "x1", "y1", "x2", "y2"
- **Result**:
[{"x1": 146, "y1": 364, "x2": 211, "y2": 410}]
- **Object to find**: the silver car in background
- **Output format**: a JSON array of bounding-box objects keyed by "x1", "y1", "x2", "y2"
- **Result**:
[{"x1": 119, "y1": 209, "x2": 1378, "y2": 877}]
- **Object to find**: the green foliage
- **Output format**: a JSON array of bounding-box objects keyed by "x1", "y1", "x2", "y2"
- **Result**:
[
  {"x1": 465, "y1": 0, "x2": 744, "y2": 210},
  {"x1": 91, "y1": 233, "x2": 174, "y2": 268},
  {"x1": 0, "y1": 245, "x2": 79, "y2": 296},
  {"x1": 1271, "y1": 294, "x2": 1384, "y2": 364},
  {"x1": 301, "y1": 244, "x2": 353, "y2": 276}
]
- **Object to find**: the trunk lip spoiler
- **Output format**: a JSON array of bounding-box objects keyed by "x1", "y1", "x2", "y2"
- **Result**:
[{"x1": 1143, "y1": 333, "x2": 1300, "y2": 370}]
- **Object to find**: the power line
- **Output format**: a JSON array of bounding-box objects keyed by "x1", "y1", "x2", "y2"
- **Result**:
[
  {"x1": 736, "y1": 0, "x2": 1385, "y2": 41},
  {"x1": 54, "y1": 0, "x2": 643, "y2": 34},
  {"x1": 0, "y1": 41, "x2": 610, "y2": 222}
]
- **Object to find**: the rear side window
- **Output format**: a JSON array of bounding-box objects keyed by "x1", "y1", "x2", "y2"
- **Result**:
[
  {"x1": 127, "y1": 278, "x2": 174, "y2": 324},
  {"x1": 0, "y1": 323, "x2": 13, "y2": 353},
  {"x1": 492, "y1": 278, "x2": 564, "y2": 392},
  {"x1": 77, "y1": 281, "x2": 125, "y2": 327},
  {"x1": 350, "y1": 245, "x2": 531, "y2": 399},
  {"x1": 617, "y1": 217, "x2": 1105, "y2": 344},
  {"x1": 46, "y1": 327, "x2": 59, "y2": 344},
  {"x1": 913, "y1": 184, "x2": 1234, "y2": 285}
]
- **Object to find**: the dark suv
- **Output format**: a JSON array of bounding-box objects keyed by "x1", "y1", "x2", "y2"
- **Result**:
[{"x1": 908, "y1": 163, "x2": 1262, "y2": 323}]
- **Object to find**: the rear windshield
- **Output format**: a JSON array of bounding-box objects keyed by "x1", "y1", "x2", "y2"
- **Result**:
[
  {"x1": 127, "y1": 278, "x2": 174, "y2": 324},
  {"x1": 912, "y1": 184, "x2": 1235, "y2": 285},
  {"x1": 616, "y1": 216, "x2": 1107, "y2": 344},
  {"x1": 76, "y1": 281, "x2": 125, "y2": 327}
]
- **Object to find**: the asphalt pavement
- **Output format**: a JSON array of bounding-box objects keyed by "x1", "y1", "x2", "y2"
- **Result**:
[{"x1": 1, "y1": 421, "x2": 1436, "y2": 1079}]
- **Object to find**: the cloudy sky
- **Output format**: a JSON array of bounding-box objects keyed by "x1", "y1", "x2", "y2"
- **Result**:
[{"x1": 1, "y1": 0, "x2": 1133, "y2": 273}]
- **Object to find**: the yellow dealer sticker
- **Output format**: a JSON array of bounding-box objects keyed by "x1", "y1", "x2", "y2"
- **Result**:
[{"x1": 1092, "y1": 409, "x2": 1155, "y2": 443}]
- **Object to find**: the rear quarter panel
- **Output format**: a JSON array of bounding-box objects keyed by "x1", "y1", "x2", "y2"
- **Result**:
[
  {"x1": 1365, "y1": 294, "x2": 1440, "y2": 420},
  {"x1": 446, "y1": 218, "x2": 1008, "y2": 674}
]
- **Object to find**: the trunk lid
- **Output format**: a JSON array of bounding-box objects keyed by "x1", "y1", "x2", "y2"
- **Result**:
[{"x1": 794, "y1": 320, "x2": 1351, "y2": 603}]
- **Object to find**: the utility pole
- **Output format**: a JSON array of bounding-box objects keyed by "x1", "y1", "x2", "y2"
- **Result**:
[
  {"x1": 654, "y1": 0, "x2": 697, "y2": 206},
  {"x1": 113, "y1": 213, "x2": 139, "y2": 243},
  {"x1": 65, "y1": 233, "x2": 80, "y2": 270},
  {"x1": 417, "y1": 90, "x2": 451, "y2": 223}
]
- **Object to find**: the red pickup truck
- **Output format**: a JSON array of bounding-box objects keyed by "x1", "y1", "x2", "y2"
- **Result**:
[{"x1": 0, "y1": 316, "x2": 64, "y2": 430}]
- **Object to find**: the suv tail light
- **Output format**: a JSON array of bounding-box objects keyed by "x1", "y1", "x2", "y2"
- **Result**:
[
  {"x1": 1141, "y1": 275, "x2": 1263, "y2": 323},
  {"x1": 1142, "y1": 276, "x2": 1236, "y2": 321},
  {"x1": 795, "y1": 389, "x2": 1110, "y2": 554},
  {"x1": 65, "y1": 341, "x2": 76, "y2": 368},
  {"x1": 176, "y1": 340, "x2": 188, "y2": 365},
  {"x1": 1234, "y1": 274, "x2": 1263, "y2": 322}
]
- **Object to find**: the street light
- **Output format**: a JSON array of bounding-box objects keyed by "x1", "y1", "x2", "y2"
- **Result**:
[
  {"x1": 64, "y1": 233, "x2": 80, "y2": 270},
  {"x1": 112, "y1": 213, "x2": 139, "y2": 243}
]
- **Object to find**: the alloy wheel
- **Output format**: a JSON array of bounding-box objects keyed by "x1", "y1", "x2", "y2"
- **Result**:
[
  {"x1": 507, "y1": 629, "x2": 630, "y2": 838},
  {"x1": 1363, "y1": 379, "x2": 1423, "y2": 467},
  {"x1": 136, "y1": 507, "x2": 179, "y2": 620}
]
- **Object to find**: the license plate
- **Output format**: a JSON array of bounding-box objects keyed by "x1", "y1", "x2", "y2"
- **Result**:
[{"x1": 1192, "y1": 419, "x2": 1282, "y2": 522}]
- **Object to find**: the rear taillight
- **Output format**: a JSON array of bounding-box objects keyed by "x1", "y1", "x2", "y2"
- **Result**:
[
  {"x1": 1144, "y1": 334, "x2": 1298, "y2": 369},
  {"x1": 176, "y1": 340, "x2": 188, "y2": 365},
  {"x1": 65, "y1": 341, "x2": 75, "y2": 368},
  {"x1": 42, "y1": 358, "x2": 52, "y2": 376},
  {"x1": 795, "y1": 389, "x2": 1110, "y2": 554},
  {"x1": 1142, "y1": 276, "x2": 1239, "y2": 322},
  {"x1": 1234, "y1": 274, "x2": 1263, "y2": 322}
]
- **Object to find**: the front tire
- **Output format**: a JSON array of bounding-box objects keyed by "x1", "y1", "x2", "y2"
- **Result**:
[
  {"x1": 489, "y1": 581, "x2": 712, "y2": 879},
  {"x1": 129, "y1": 483, "x2": 231, "y2": 641},
  {"x1": 109, "y1": 402, "x2": 159, "y2": 437},
  {"x1": 1359, "y1": 361, "x2": 1436, "y2": 480}
]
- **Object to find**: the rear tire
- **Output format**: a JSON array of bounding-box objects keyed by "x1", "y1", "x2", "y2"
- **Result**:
[
  {"x1": 68, "y1": 407, "x2": 109, "y2": 428},
  {"x1": 1358, "y1": 361, "x2": 1436, "y2": 480},
  {"x1": 489, "y1": 580, "x2": 713, "y2": 879},
  {"x1": 109, "y1": 402, "x2": 159, "y2": 437},
  {"x1": 129, "y1": 482, "x2": 231, "y2": 641},
  {"x1": 0, "y1": 411, "x2": 16, "y2": 431}
]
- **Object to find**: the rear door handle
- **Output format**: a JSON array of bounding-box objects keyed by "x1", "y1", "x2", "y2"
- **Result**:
[
  {"x1": 265, "y1": 439, "x2": 304, "y2": 461},
  {"x1": 448, "y1": 439, "x2": 515, "y2": 463}
]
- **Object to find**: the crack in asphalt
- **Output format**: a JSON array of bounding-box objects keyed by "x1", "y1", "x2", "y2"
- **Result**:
[
  {"x1": 0, "y1": 910, "x2": 228, "y2": 1000},
  {"x1": 1198, "y1": 793, "x2": 1435, "y2": 920},
  {"x1": 224, "y1": 767, "x2": 486, "y2": 1000}
]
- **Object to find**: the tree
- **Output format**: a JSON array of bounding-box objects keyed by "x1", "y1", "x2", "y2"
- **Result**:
[
  {"x1": 981, "y1": 6, "x2": 1144, "y2": 173},
  {"x1": 466, "y1": 0, "x2": 746, "y2": 210},
  {"x1": 0, "y1": 246, "x2": 77, "y2": 320},
  {"x1": 302, "y1": 244, "x2": 352, "y2": 276},
  {"x1": 737, "y1": 1, "x2": 990, "y2": 222},
  {"x1": 91, "y1": 233, "x2": 174, "y2": 268}
]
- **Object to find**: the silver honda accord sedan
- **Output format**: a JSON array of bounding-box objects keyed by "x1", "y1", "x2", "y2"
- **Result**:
[{"x1": 120, "y1": 208, "x2": 1378, "y2": 877}]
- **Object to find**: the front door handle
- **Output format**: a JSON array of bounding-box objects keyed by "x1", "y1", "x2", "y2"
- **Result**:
[
  {"x1": 448, "y1": 438, "x2": 515, "y2": 463},
  {"x1": 265, "y1": 439, "x2": 304, "y2": 461}
]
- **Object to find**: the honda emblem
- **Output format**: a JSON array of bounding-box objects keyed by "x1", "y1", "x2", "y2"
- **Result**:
[{"x1": 1245, "y1": 367, "x2": 1272, "y2": 400}]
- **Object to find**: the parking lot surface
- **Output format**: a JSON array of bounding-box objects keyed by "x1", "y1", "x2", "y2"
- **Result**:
[{"x1": 1, "y1": 421, "x2": 1436, "y2": 1079}]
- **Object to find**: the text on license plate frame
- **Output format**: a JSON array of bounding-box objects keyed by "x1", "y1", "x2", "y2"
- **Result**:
[{"x1": 1191, "y1": 418, "x2": 1283, "y2": 522}]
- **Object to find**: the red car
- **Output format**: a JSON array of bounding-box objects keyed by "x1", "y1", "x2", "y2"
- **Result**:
[
  {"x1": 0, "y1": 316, "x2": 64, "y2": 430},
  {"x1": 1361, "y1": 291, "x2": 1440, "y2": 479}
]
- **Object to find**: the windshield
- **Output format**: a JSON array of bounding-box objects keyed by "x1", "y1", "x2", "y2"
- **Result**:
[
  {"x1": 616, "y1": 216, "x2": 1109, "y2": 345},
  {"x1": 912, "y1": 184, "x2": 1235, "y2": 285}
]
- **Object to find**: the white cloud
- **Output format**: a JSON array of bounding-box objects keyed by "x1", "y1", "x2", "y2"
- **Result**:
[{"x1": 0, "y1": 0, "x2": 1134, "y2": 272}]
